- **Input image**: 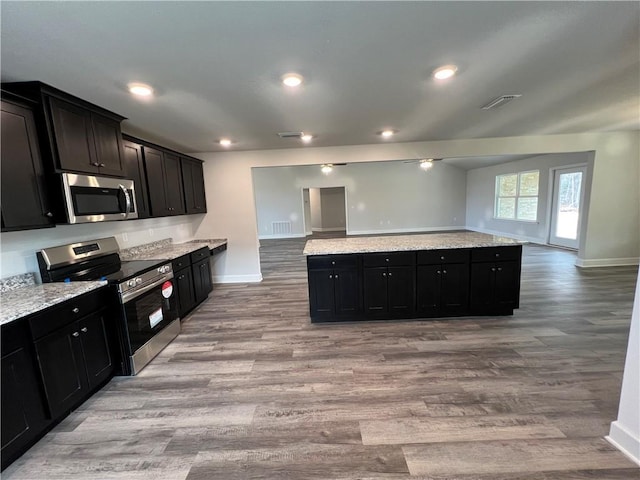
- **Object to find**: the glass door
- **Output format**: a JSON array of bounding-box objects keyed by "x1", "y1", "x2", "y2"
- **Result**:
[{"x1": 549, "y1": 166, "x2": 586, "y2": 249}]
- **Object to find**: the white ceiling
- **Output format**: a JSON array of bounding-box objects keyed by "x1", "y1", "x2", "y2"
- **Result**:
[{"x1": 1, "y1": 2, "x2": 638, "y2": 154}]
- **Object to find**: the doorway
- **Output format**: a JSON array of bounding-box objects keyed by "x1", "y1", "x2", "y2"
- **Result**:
[
  {"x1": 549, "y1": 166, "x2": 587, "y2": 250},
  {"x1": 302, "y1": 187, "x2": 347, "y2": 236}
]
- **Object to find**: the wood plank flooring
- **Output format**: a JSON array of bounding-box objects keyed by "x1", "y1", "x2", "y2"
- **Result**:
[{"x1": 4, "y1": 236, "x2": 639, "y2": 479}]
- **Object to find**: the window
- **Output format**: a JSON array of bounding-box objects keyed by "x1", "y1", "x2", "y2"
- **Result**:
[{"x1": 495, "y1": 170, "x2": 539, "y2": 221}]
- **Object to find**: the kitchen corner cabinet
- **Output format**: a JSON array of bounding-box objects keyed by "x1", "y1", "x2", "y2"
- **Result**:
[
  {"x1": 363, "y1": 253, "x2": 415, "y2": 318},
  {"x1": 307, "y1": 255, "x2": 361, "y2": 320},
  {"x1": 1, "y1": 321, "x2": 48, "y2": 471},
  {"x1": 181, "y1": 157, "x2": 207, "y2": 214},
  {"x1": 144, "y1": 147, "x2": 186, "y2": 217},
  {"x1": 122, "y1": 140, "x2": 150, "y2": 219},
  {"x1": 30, "y1": 289, "x2": 115, "y2": 419},
  {"x1": 470, "y1": 246, "x2": 522, "y2": 314},
  {"x1": 417, "y1": 249, "x2": 470, "y2": 317},
  {"x1": 1, "y1": 95, "x2": 54, "y2": 232},
  {"x1": 2, "y1": 82, "x2": 126, "y2": 178}
]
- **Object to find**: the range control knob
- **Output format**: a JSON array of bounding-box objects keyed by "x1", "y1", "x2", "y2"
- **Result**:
[
  {"x1": 127, "y1": 279, "x2": 136, "y2": 287},
  {"x1": 135, "y1": 277, "x2": 143, "y2": 285},
  {"x1": 158, "y1": 265, "x2": 170, "y2": 274}
]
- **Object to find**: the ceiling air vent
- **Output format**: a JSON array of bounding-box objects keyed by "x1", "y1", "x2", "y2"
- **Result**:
[
  {"x1": 481, "y1": 95, "x2": 522, "y2": 110},
  {"x1": 277, "y1": 132, "x2": 303, "y2": 138}
]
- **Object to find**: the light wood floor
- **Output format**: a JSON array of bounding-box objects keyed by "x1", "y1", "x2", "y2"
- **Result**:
[{"x1": 4, "y1": 237, "x2": 640, "y2": 479}]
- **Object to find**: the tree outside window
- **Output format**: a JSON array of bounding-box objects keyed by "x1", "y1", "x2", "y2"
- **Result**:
[{"x1": 495, "y1": 170, "x2": 539, "y2": 221}]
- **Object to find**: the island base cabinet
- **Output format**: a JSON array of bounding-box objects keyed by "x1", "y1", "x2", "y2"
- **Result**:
[
  {"x1": 308, "y1": 267, "x2": 361, "y2": 321},
  {"x1": 416, "y1": 263, "x2": 469, "y2": 317},
  {"x1": 470, "y1": 260, "x2": 521, "y2": 313},
  {"x1": 364, "y1": 266, "x2": 415, "y2": 318}
]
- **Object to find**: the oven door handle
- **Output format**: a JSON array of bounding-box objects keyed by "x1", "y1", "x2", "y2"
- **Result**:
[
  {"x1": 119, "y1": 184, "x2": 132, "y2": 218},
  {"x1": 120, "y1": 272, "x2": 174, "y2": 304}
]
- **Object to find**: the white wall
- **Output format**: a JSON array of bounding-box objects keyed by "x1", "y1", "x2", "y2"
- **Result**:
[
  {"x1": 320, "y1": 187, "x2": 346, "y2": 231},
  {"x1": 194, "y1": 130, "x2": 638, "y2": 281},
  {"x1": 607, "y1": 270, "x2": 640, "y2": 465},
  {"x1": 466, "y1": 152, "x2": 592, "y2": 244},
  {"x1": 0, "y1": 216, "x2": 199, "y2": 281},
  {"x1": 251, "y1": 161, "x2": 467, "y2": 239}
]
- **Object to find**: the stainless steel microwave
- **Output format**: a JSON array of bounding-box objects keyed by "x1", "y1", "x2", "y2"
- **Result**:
[{"x1": 61, "y1": 173, "x2": 138, "y2": 224}]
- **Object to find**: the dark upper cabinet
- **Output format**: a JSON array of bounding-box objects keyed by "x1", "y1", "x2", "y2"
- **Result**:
[
  {"x1": 2, "y1": 82, "x2": 126, "y2": 178},
  {"x1": 144, "y1": 147, "x2": 186, "y2": 217},
  {"x1": 122, "y1": 140, "x2": 150, "y2": 219},
  {"x1": 181, "y1": 157, "x2": 207, "y2": 214},
  {"x1": 1, "y1": 96, "x2": 54, "y2": 231}
]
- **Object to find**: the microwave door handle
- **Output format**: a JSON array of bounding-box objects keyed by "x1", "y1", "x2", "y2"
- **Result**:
[{"x1": 119, "y1": 184, "x2": 132, "y2": 217}]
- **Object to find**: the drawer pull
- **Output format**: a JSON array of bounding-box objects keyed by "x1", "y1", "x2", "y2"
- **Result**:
[
  {"x1": 443, "y1": 270, "x2": 447, "y2": 274},
  {"x1": 440, "y1": 256, "x2": 445, "y2": 260},
  {"x1": 72, "y1": 331, "x2": 80, "y2": 337},
  {"x1": 72, "y1": 307, "x2": 80, "y2": 314},
  {"x1": 383, "y1": 272, "x2": 387, "y2": 276},
  {"x1": 331, "y1": 261, "x2": 335, "y2": 265},
  {"x1": 497, "y1": 267, "x2": 503, "y2": 272},
  {"x1": 495, "y1": 253, "x2": 500, "y2": 257},
  {"x1": 335, "y1": 274, "x2": 339, "y2": 279},
  {"x1": 329, "y1": 274, "x2": 333, "y2": 279},
  {"x1": 385, "y1": 258, "x2": 389, "y2": 262},
  {"x1": 436, "y1": 270, "x2": 441, "y2": 274},
  {"x1": 491, "y1": 267, "x2": 496, "y2": 272},
  {"x1": 81, "y1": 327, "x2": 88, "y2": 333},
  {"x1": 388, "y1": 272, "x2": 392, "y2": 277}
]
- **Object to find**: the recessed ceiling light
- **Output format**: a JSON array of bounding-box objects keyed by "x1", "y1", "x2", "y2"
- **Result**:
[
  {"x1": 419, "y1": 159, "x2": 434, "y2": 170},
  {"x1": 282, "y1": 73, "x2": 303, "y2": 87},
  {"x1": 432, "y1": 65, "x2": 458, "y2": 80},
  {"x1": 321, "y1": 164, "x2": 333, "y2": 174},
  {"x1": 301, "y1": 133, "x2": 313, "y2": 142},
  {"x1": 219, "y1": 138, "x2": 233, "y2": 147},
  {"x1": 380, "y1": 129, "x2": 396, "y2": 138},
  {"x1": 128, "y1": 82, "x2": 154, "y2": 97}
]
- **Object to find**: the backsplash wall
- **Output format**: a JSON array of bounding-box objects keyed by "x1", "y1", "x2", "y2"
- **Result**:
[{"x1": 0, "y1": 216, "x2": 200, "y2": 281}]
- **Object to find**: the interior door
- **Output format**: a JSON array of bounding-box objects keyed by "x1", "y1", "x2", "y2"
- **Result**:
[{"x1": 549, "y1": 166, "x2": 586, "y2": 249}]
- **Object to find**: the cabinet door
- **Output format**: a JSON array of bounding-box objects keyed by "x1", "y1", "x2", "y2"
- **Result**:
[
  {"x1": 308, "y1": 269, "x2": 335, "y2": 318},
  {"x1": 164, "y1": 153, "x2": 186, "y2": 215},
  {"x1": 48, "y1": 97, "x2": 98, "y2": 173},
  {"x1": 363, "y1": 267, "x2": 388, "y2": 315},
  {"x1": 440, "y1": 262, "x2": 469, "y2": 314},
  {"x1": 122, "y1": 140, "x2": 150, "y2": 218},
  {"x1": 387, "y1": 266, "x2": 415, "y2": 316},
  {"x1": 182, "y1": 158, "x2": 207, "y2": 214},
  {"x1": 1, "y1": 346, "x2": 48, "y2": 469},
  {"x1": 494, "y1": 261, "x2": 520, "y2": 309},
  {"x1": 193, "y1": 258, "x2": 212, "y2": 304},
  {"x1": 78, "y1": 310, "x2": 113, "y2": 390},
  {"x1": 333, "y1": 267, "x2": 360, "y2": 317},
  {"x1": 416, "y1": 265, "x2": 441, "y2": 316},
  {"x1": 1, "y1": 100, "x2": 54, "y2": 231},
  {"x1": 35, "y1": 323, "x2": 88, "y2": 418},
  {"x1": 143, "y1": 147, "x2": 169, "y2": 217},
  {"x1": 470, "y1": 263, "x2": 495, "y2": 310},
  {"x1": 92, "y1": 113, "x2": 124, "y2": 177},
  {"x1": 175, "y1": 266, "x2": 196, "y2": 318}
]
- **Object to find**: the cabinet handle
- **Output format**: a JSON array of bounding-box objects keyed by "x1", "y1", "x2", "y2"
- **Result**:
[
  {"x1": 179, "y1": 275, "x2": 184, "y2": 279},
  {"x1": 385, "y1": 258, "x2": 389, "y2": 262},
  {"x1": 436, "y1": 270, "x2": 441, "y2": 274},
  {"x1": 72, "y1": 307, "x2": 80, "y2": 313},
  {"x1": 72, "y1": 331, "x2": 80, "y2": 337},
  {"x1": 335, "y1": 274, "x2": 339, "y2": 279},
  {"x1": 491, "y1": 267, "x2": 496, "y2": 272},
  {"x1": 497, "y1": 267, "x2": 503, "y2": 272},
  {"x1": 331, "y1": 261, "x2": 335, "y2": 265},
  {"x1": 45, "y1": 212, "x2": 53, "y2": 218},
  {"x1": 495, "y1": 253, "x2": 500, "y2": 257},
  {"x1": 99, "y1": 163, "x2": 106, "y2": 168},
  {"x1": 91, "y1": 162, "x2": 100, "y2": 167},
  {"x1": 383, "y1": 272, "x2": 387, "y2": 276},
  {"x1": 440, "y1": 256, "x2": 445, "y2": 260},
  {"x1": 329, "y1": 274, "x2": 333, "y2": 279},
  {"x1": 443, "y1": 270, "x2": 447, "y2": 274},
  {"x1": 81, "y1": 327, "x2": 88, "y2": 333},
  {"x1": 388, "y1": 272, "x2": 392, "y2": 277}
]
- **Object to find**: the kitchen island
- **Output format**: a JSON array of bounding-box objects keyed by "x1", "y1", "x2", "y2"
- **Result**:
[{"x1": 303, "y1": 231, "x2": 523, "y2": 322}]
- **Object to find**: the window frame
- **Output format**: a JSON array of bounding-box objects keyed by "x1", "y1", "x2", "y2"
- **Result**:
[{"x1": 494, "y1": 169, "x2": 539, "y2": 222}]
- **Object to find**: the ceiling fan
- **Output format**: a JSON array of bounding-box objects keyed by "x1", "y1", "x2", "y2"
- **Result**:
[{"x1": 403, "y1": 158, "x2": 444, "y2": 170}]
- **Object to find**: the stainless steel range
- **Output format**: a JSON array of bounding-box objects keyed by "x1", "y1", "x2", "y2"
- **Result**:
[{"x1": 37, "y1": 237, "x2": 179, "y2": 375}]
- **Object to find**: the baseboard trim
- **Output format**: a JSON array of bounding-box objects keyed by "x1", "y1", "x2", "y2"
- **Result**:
[
  {"x1": 258, "y1": 233, "x2": 306, "y2": 240},
  {"x1": 575, "y1": 257, "x2": 640, "y2": 268},
  {"x1": 606, "y1": 422, "x2": 640, "y2": 466},
  {"x1": 311, "y1": 227, "x2": 346, "y2": 232},
  {"x1": 464, "y1": 226, "x2": 545, "y2": 245},
  {"x1": 212, "y1": 273, "x2": 263, "y2": 284},
  {"x1": 348, "y1": 226, "x2": 465, "y2": 236}
]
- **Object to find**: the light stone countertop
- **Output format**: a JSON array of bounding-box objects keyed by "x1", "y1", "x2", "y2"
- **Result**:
[
  {"x1": 303, "y1": 231, "x2": 523, "y2": 256},
  {"x1": 1, "y1": 281, "x2": 107, "y2": 326},
  {"x1": 119, "y1": 238, "x2": 227, "y2": 261}
]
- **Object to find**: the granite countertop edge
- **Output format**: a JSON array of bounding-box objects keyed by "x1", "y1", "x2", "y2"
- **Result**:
[
  {"x1": 119, "y1": 238, "x2": 227, "y2": 261},
  {"x1": 1, "y1": 281, "x2": 108, "y2": 326},
  {"x1": 303, "y1": 232, "x2": 525, "y2": 256}
]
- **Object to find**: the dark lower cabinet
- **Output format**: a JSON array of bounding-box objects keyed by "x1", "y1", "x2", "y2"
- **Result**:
[
  {"x1": 172, "y1": 248, "x2": 213, "y2": 319},
  {"x1": 175, "y1": 266, "x2": 196, "y2": 318},
  {"x1": 307, "y1": 246, "x2": 521, "y2": 322},
  {"x1": 34, "y1": 308, "x2": 113, "y2": 419},
  {"x1": 1, "y1": 323, "x2": 48, "y2": 471},
  {"x1": 193, "y1": 258, "x2": 213, "y2": 304}
]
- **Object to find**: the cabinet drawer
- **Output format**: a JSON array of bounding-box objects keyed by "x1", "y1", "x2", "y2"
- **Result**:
[
  {"x1": 190, "y1": 247, "x2": 210, "y2": 263},
  {"x1": 362, "y1": 252, "x2": 415, "y2": 267},
  {"x1": 471, "y1": 246, "x2": 522, "y2": 263},
  {"x1": 418, "y1": 248, "x2": 470, "y2": 265},
  {"x1": 29, "y1": 288, "x2": 109, "y2": 340},
  {"x1": 307, "y1": 254, "x2": 358, "y2": 269},
  {"x1": 1, "y1": 319, "x2": 31, "y2": 354},
  {"x1": 172, "y1": 253, "x2": 191, "y2": 271}
]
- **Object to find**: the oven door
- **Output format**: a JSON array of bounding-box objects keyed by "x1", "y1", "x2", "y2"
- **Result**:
[{"x1": 122, "y1": 277, "x2": 178, "y2": 354}]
